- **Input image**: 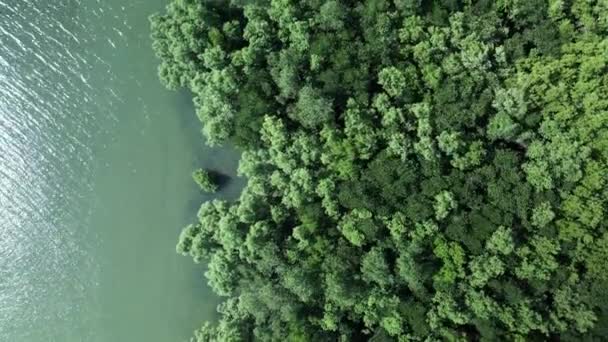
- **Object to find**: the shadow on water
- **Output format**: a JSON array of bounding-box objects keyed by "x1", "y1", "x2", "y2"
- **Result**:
[
  {"x1": 172, "y1": 89, "x2": 246, "y2": 218},
  {"x1": 209, "y1": 170, "x2": 232, "y2": 188}
]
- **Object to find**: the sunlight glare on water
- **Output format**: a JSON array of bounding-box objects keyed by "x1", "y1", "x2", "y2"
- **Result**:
[
  {"x1": 0, "y1": 0, "x2": 238, "y2": 341},
  {"x1": 0, "y1": 0, "x2": 120, "y2": 340}
]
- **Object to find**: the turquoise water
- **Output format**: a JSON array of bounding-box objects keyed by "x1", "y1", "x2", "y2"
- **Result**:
[{"x1": 0, "y1": 1, "x2": 242, "y2": 341}]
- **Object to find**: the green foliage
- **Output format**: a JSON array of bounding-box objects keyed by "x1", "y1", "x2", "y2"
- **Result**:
[
  {"x1": 338, "y1": 208, "x2": 377, "y2": 247},
  {"x1": 531, "y1": 201, "x2": 555, "y2": 228},
  {"x1": 291, "y1": 86, "x2": 334, "y2": 128},
  {"x1": 192, "y1": 168, "x2": 218, "y2": 193},
  {"x1": 434, "y1": 191, "x2": 456, "y2": 220},
  {"x1": 152, "y1": 0, "x2": 608, "y2": 340}
]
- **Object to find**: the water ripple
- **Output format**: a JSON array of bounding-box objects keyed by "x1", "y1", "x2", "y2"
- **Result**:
[{"x1": 0, "y1": 0, "x2": 126, "y2": 340}]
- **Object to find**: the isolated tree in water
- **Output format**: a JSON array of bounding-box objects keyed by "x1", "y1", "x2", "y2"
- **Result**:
[{"x1": 192, "y1": 168, "x2": 218, "y2": 193}]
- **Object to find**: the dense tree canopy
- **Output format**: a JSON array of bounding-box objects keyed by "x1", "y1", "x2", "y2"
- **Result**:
[{"x1": 151, "y1": 0, "x2": 608, "y2": 340}]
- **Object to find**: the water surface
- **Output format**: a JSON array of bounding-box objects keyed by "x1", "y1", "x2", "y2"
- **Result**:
[{"x1": 0, "y1": 1, "x2": 242, "y2": 341}]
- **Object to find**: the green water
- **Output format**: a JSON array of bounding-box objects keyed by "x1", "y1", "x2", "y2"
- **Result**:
[{"x1": 0, "y1": 1, "x2": 243, "y2": 341}]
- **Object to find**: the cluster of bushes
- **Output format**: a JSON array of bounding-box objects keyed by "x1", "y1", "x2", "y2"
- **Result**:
[{"x1": 151, "y1": 0, "x2": 608, "y2": 340}]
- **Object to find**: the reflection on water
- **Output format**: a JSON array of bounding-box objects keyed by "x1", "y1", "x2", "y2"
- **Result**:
[
  {"x1": 0, "y1": 0, "x2": 124, "y2": 341},
  {"x1": 1, "y1": 0, "x2": 235, "y2": 341},
  {"x1": 0, "y1": 1, "x2": 117, "y2": 340}
]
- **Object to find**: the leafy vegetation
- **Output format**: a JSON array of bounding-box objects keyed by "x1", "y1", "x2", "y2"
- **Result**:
[
  {"x1": 151, "y1": 0, "x2": 608, "y2": 340},
  {"x1": 193, "y1": 168, "x2": 219, "y2": 193}
]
